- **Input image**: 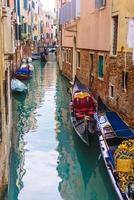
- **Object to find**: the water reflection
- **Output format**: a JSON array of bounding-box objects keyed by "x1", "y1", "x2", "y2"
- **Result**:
[
  {"x1": 7, "y1": 55, "x2": 119, "y2": 200},
  {"x1": 8, "y1": 61, "x2": 46, "y2": 200},
  {"x1": 55, "y1": 74, "x2": 119, "y2": 200}
]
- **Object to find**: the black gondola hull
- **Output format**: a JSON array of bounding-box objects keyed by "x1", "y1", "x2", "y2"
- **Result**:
[{"x1": 70, "y1": 76, "x2": 97, "y2": 145}]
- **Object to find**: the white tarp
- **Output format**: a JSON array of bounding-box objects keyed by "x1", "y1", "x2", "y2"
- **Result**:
[
  {"x1": 127, "y1": 19, "x2": 134, "y2": 48},
  {"x1": 127, "y1": 19, "x2": 134, "y2": 64}
]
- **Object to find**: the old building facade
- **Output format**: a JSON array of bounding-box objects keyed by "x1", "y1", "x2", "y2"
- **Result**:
[
  {"x1": 0, "y1": 0, "x2": 13, "y2": 197},
  {"x1": 0, "y1": 0, "x2": 53, "y2": 196},
  {"x1": 59, "y1": 0, "x2": 134, "y2": 127}
]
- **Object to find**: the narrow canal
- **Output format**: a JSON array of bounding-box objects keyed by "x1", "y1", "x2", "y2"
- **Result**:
[{"x1": 7, "y1": 54, "x2": 119, "y2": 200}]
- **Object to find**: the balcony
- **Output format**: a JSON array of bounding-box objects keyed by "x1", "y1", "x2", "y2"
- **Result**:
[{"x1": 59, "y1": 0, "x2": 80, "y2": 25}]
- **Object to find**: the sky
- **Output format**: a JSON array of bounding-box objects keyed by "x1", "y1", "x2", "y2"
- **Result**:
[{"x1": 41, "y1": 0, "x2": 56, "y2": 13}]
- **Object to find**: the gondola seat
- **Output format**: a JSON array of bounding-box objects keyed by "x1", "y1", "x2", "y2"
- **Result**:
[{"x1": 73, "y1": 95, "x2": 96, "y2": 120}]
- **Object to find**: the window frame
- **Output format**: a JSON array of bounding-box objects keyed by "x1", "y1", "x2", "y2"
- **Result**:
[
  {"x1": 95, "y1": 0, "x2": 106, "y2": 9},
  {"x1": 76, "y1": 50, "x2": 81, "y2": 69},
  {"x1": 62, "y1": 48, "x2": 65, "y2": 62},
  {"x1": 122, "y1": 71, "x2": 128, "y2": 92},
  {"x1": 66, "y1": 49, "x2": 68, "y2": 63},
  {"x1": 98, "y1": 54, "x2": 104, "y2": 80},
  {"x1": 89, "y1": 53, "x2": 94, "y2": 76},
  {"x1": 111, "y1": 15, "x2": 118, "y2": 56},
  {"x1": 68, "y1": 49, "x2": 72, "y2": 65},
  {"x1": 109, "y1": 84, "x2": 115, "y2": 98}
]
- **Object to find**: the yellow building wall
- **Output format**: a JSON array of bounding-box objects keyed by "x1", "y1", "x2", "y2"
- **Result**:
[
  {"x1": 0, "y1": 5, "x2": 8, "y2": 196},
  {"x1": 112, "y1": 0, "x2": 134, "y2": 52}
]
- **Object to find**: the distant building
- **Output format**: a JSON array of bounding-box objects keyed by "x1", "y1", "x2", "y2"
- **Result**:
[
  {"x1": 43, "y1": 11, "x2": 56, "y2": 45},
  {"x1": 0, "y1": 0, "x2": 56, "y2": 196}
]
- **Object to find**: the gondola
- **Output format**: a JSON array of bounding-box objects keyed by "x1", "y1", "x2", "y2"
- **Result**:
[
  {"x1": 32, "y1": 52, "x2": 41, "y2": 60},
  {"x1": 40, "y1": 52, "x2": 48, "y2": 62},
  {"x1": 69, "y1": 76, "x2": 97, "y2": 145},
  {"x1": 95, "y1": 97, "x2": 134, "y2": 200},
  {"x1": 11, "y1": 78, "x2": 27, "y2": 93}
]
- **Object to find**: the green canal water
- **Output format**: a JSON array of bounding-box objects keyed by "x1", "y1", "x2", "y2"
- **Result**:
[{"x1": 7, "y1": 55, "x2": 119, "y2": 200}]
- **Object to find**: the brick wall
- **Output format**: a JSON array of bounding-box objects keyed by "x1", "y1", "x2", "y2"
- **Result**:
[
  {"x1": 76, "y1": 49, "x2": 89, "y2": 87},
  {"x1": 109, "y1": 52, "x2": 134, "y2": 127},
  {"x1": 76, "y1": 49, "x2": 109, "y2": 98},
  {"x1": 62, "y1": 47, "x2": 73, "y2": 80},
  {"x1": 61, "y1": 48, "x2": 134, "y2": 127}
]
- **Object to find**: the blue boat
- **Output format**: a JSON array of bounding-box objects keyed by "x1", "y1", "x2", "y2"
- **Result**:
[
  {"x1": 96, "y1": 98, "x2": 134, "y2": 200},
  {"x1": 15, "y1": 67, "x2": 32, "y2": 80}
]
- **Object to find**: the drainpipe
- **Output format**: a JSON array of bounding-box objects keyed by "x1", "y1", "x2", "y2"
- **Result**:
[
  {"x1": 59, "y1": 0, "x2": 63, "y2": 71},
  {"x1": 72, "y1": 34, "x2": 76, "y2": 82}
]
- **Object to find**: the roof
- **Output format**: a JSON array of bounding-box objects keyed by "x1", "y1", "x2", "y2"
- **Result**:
[{"x1": 106, "y1": 112, "x2": 134, "y2": 138}]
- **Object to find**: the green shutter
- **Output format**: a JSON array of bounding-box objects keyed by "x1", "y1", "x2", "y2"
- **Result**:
[{"x1": 98, "y1": 56, "x2": 104, "y2": 78}]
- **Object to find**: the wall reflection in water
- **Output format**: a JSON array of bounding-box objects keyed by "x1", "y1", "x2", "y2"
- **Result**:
[
  {"x1": 7, "y1": 56, "x2": 119, "y2": 200},
  {"x1": 8, "y1": 61, "x2": 46, "y2": 200},
  {"x1": 55, "y1": 74, "x2": 119, "y2": 200}
]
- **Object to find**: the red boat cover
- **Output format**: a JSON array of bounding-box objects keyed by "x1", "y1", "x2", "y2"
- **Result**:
[{"x1": 73, "y1": 93, "x2": 96, "y2": 119}]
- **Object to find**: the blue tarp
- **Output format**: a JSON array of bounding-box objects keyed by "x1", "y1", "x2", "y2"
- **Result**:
[
  {"x1": 106, "y1": 112, "x2": 134, "y2": 138},
  {"x1": 15, "y1": 68, "x2": 32, "y2": 75}
]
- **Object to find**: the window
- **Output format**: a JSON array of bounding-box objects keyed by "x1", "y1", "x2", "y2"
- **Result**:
[
  {"x1": 66, "y1": 49, "x2": 69, "y2": 63},
  {"x1": 95, "y1": 0, "x2": 106, "y2": 9},
  {"x1": 66, "y1": 49, "x2": 68, "y2": 63},
  {"x1": 66, "y1": 49, "x2": 71, "y2": 64},
  {"x1": 112, "y1": 16, "x2": 118, "y2": 55},
  {"x1": 24, "y1": 0, "x2": 28, "y2": 10},
  {"x1": 24, "y1": 23, "x2": 27, "y2": 33},
  {"x1": 46, "y1": 33, "x2": 50, "y2": 39},
  {"x1": 32, "y1": 1, "x2": 35, "y2": 9},
  {"x1": 77, "y1": 51, "x2": 80, "y2": 68},
  {"x1": 62, "y1": 49, "x2": 65, "y2": 62},
  {"x1": 98, "y1": 55, "x2": 104, "y2": 79},
  {"x1": 122, "y1": 71, "x2": 128, "y2": 91},
  {"x1": 109, "y1": 85, "x2": 114, "y2": 98},
  {"x1": 7, "y1": 0, "x2": 10, "y2": 6},
  {"x1": 4, "y1": 70, "x2": 8, "y2": 123},
  {"x1": 89, "y1": 54, "x2": 94, "y2": 75},
  {"x1": 89, "y1": 53, "x2": 94, "y2": 86},
  {"x1": 64, "y1": 50, "x2": 67, "y2": 63},
  {"x1": 68, "y1": 49, "x2": 72, "y2": 64}
]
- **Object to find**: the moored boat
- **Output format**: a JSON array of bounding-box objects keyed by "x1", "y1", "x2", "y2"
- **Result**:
[
  {"x1": 40, "y1": 52, "x2": 48, "y2": 62},
  {"x1": 15, "y1": 67, "x2": 32, "y2": 80},
  {"x1": 32, "y1": 52, "x2": 41, "y2": 60},
  {"x1": 96, "y1": 97, "x2": 134, "y2": 200},
  {"x1": 21, "y1": 57, "x2": 34, "y2": 71},
  {"x1": 69, "y1": 76, "x2": 97, "y2": 145},
  {"x1": 11, "y1": 78, "x2": 27, "y2": 93}
]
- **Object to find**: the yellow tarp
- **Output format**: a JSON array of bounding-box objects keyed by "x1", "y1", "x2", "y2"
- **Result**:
[
  {"x1": 74, "y1": 92, "x2": 90, "y2": 99},
  {"x1": 116, "y1": 159, "x2": 133, "y2": 172}
]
